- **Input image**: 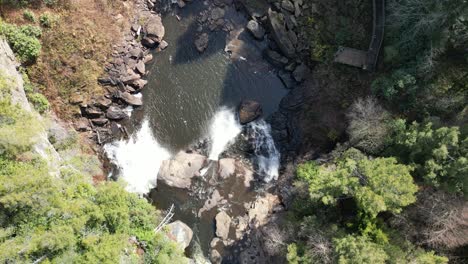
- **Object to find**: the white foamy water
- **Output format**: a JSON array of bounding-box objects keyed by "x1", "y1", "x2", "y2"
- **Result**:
[
  {"x1": 248, "y1": 119, "x2": 280, "y2": 182},
  {"x1": 208, "y1": 108, "x2": 242, "y2": 160},
  {"x1": 104, "y1": 120, "x2": 170, "y2": 194}
]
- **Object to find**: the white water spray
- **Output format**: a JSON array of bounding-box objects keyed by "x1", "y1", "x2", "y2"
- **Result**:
[
  {"x1": 208, "y1": 108, "x2": 242, "y2": 160},
  {"x1": 248, "y1": 119, "x2": 280, "y2": 182},
  {"x1": 104, "y1": 120, "x2": 170, "y2": 194}
]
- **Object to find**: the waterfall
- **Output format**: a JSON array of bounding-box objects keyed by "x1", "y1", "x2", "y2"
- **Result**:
[
  {"x1": 104, "y1": 120, "x2": 170, "y2": 194},
  {"x1": 248, "y1": 119, "x2": 280, "y2": 182},
  {"x1": 208, "y1": 108, "x2": 242, "y2": 160}
]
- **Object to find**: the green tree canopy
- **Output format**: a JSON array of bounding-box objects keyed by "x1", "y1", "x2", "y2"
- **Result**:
[
  {"x1": 387, "y1": 119, "x2": 468, "y2": 196},
  {"x1": 297, "y1": 148, "x2": 418, "y2": 217}
]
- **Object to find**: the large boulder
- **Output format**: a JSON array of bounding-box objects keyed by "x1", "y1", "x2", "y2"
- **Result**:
[
  {"x1": 246, "y1": 193, "x2": 280, "y2": 227},
  {"x1": 121, "y1": 92, "x2": 143, "y2": 106},
  {"x1": 218, "y1": 158, "x2": 236, "y2": 179},
  {"x1": 194, "y1": 33, "x2": 209, "y2": 53},
  {"x1": 238, "y1": 100, "x2": 262, "y2": 124},
  {"x1": 158, "y1": 151, "x2": 207, "y2": 189},
  {"x1": 106, "y1": 106, "x2": 127, "y2": 120},
  {"x1": 166, "y1": 220, "x2": 193, "y2": 249},
  {"x1": 143, "y1": 15, "x2": 165, "y2": 48},
  {"x1": 246, "y1": 20, "x2": 265, "y2": 40},
  {"x1": 267, "y1": 8, "x2": 296, "y2": 58},
  {"x1": 215, "y1": 211, "x2": 231, "y2": 240}
]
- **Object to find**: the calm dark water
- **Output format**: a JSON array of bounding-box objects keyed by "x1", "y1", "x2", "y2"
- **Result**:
[{"x1": 142, "y1": 1, "x2": 287, "y2": 152}]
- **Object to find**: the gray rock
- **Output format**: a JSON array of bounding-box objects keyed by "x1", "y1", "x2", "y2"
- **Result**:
[
  {"x1": 129, "y1": 48, "x2": 143, "y2": 59},
  {"x1": 121, "y1": 73, "x2": 141, "y2": 84},
  {"x1": 267, "y1": 8, "x2": 296, "y2": 58},
  {"x1": 292, "y1": 63, "x2": 310, "y2": 82},
  {"x1": 75, "y1": 118, "x2": 90, "y2": 132},
  {"x1": 106, "y1": 106, "x2": 127, "y2": 120},
  {"x1": 130, "y1": 79, "x2": 148, "y2": 90},
  {"x1": 264, "y1": 49, "x2": 289, "y2": 67},
  {"x1": 281, "y1": 0, "x2": 295, "y2": 12},
  {"x1": 121, "y1": 92, "x2": 143, "y2": 106},
  {"x1": 278, "y1": 70, "x2": 295, "y2": 89},
  {"x1": 159, "y1": 40, "x2": 169, "y2": 50},
  {"x1": 218, "y1": 158, "x2": 236, "y2": 179},
  {"x1": 215, "y1": 211, "x2": 231, "y2": 240},
  {"x1": 84, "y1": 106, "x2": 103, "y2": 118},
  {"x1": 211, "y1": 7, "x2": 225, "y2": 20},
  {"x1": 194, "y1": 33, "x2": 209, "y2": 53},
  {"x1": 210, "y1": 249, "x2": 222, "y2": 264},
  {"x1": 246, "y1": 20, "x2": 265, "y2": 40},
  {"x1": 143, "y1": 53, "x2": 153, "y2": 63},
  {"x1": 198, "y1": 189, "x2": 224, "y2": 216},
  {"x1": 91, "y1": 118, "x2": 109, "y2": 126},
  {"x1": 136, "y1": 60, "x2": 145, "y2": 74},
  {"x1": 166, "y1": 220, "x2": 193, "y2": 249},
  {"x1": 177, "y1": 0, "x2": 185, "y2": 8},
  {"x1": 238, "y1": 99, "x2": 262, "y2": 124},
  {"x1": 143, "y1": 15, "x2": 165, "y2": 46},
  {"x1": 158, "y1": 151, "x2": 207, "y2": 189},
  {"x1": 94, "y1": 96, "x2": 112, "y2": 109}
]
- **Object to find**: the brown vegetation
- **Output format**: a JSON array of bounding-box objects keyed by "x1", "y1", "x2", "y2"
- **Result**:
[{"x1": 2, "y1": 0, "x2": 133, "y2": 119}]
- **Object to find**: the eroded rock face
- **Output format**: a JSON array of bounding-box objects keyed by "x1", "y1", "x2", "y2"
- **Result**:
[
  {"x1": 239, "y1": 99, "x2": 262, "y2": 124},
  {"x1": 166, "y1": 220, "x2": 193, "y2": 249},
  {"x1": 267, "y1": 8, "x2": 296, "y2": 58},
  {"x1": 158, "y1": 151, "x2": 207, "y2": 189},
  {"x1": 215, "y1": 211, "x2": 232, "y2": 240}
]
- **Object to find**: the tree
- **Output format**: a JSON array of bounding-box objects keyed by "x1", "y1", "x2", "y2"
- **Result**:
[
  {"x1": 388, "y1": 119, "x2": 468, "y2": 196},
  {"x1": 346, "y1": 97, "x2": 391, "y2": 154},
  {"x1": 333, "y1": 235, "x2": 388, "y2": 264},
  {"x1": 297, "y1": 149, "x2": 418, "y2": 217}
]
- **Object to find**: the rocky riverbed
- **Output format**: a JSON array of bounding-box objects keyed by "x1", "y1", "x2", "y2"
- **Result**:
[{"x1": 77, "y1": 0, "x2": 316, "y2": 262}]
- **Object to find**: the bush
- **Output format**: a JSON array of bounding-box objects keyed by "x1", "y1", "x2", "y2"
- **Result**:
[
  {"x1": 23, "y1": 9, "x2": 36, "y2": 22},
  {"x1": 334, "y1": 235, "x2": 388, "y2": 264},
  {"x1": 346, "y1": 97, "x2": 391, "y2": 154},
  {"x1": 39, "y1": 13, "x2": 57, "y2": 28},
  {"x1": 28, "y1": 92, "x2": 49, "y2": 113},
  {"x1": 0, "y1": 21, "x2": 41, "y2": 63}
]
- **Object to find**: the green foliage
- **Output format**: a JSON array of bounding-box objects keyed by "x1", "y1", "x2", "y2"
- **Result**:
[
  {"x1": 371, "y1": 69, "x2": 418, "y2": 107},
  {"x1": 298, "y1": 149, "x2": 418, "y2": 217},
  {"x1": 0, "y1": 155, "x2": 185, "y2": 263},
  {"x1": 387, "y1": 119, "x2": 468, "y2": 196},
  {"x1": 334, "y1": 235, "x2": 388, "y2": 264},
  {"x1": 39, "y1": 13, "x2": 58, "y2": 28},
  {"x1": 27, "y1": 92, "x2": 49, "y2": 113},
  {"x1": 0, "y1": 21, "x2": 41, "y2": 63},
  {"x1": 0, "y1": 99, "x2": 42, "y2": 156},
  {"x1": 23, "y1": 9, "x2": 36, "y2": 22}
]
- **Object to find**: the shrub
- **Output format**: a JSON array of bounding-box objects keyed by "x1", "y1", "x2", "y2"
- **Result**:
[
  {"x1": 334, "y1": 235, "x2": 388, "y2": 264},
  {"x1": 346, "y1": 97, "x2": 391, "y2": 154},
  {"x1": 0, "y1": 21, "x2": 41, "y2": 63},
  {"x1": 28, "y1": 92, "x2": 49, "y2": 113},
  {"x1": 23, "y1": 9, "x2": 36, "y2": 22},
  {"x1": 39, "y1": 13, "x2": 57, "y2": 28}
]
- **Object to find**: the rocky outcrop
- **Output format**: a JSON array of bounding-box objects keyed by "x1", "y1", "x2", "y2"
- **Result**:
[
  {"x1": 267, "y1": 8, "x2": 296, "y2": 58},
  {"x1": 142, "y1": 15, "x2": 165, "y2": 48},
  {"x1": 215, "y1": 211, "x2": 231, "y2": 240},
  {"x1": 166, "y1": 220, "x2": 193, "y2": 249},
  {"x1": 238, "y1": 99, "x2": 262, "y2": 124},
  {"x1": 158, "y1": 151, "x2": 207, "y2": 189},
  {"x1": 0, "y1": 39, "x2": 61, "y2": 173}
]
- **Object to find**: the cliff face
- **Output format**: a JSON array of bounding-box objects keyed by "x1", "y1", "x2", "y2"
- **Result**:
[{"x1": 0, "y1": 39, "x2": 65, "y2": 175}]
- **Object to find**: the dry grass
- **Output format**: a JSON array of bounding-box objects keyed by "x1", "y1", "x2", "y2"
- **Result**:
[{"x1": 2, "y1": 0, "x2": 133, "y2": 118}]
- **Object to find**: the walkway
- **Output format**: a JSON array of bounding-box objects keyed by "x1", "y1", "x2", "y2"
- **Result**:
[{"x1": 334, "y1": 0, "x2": 385, "y2": 71}]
